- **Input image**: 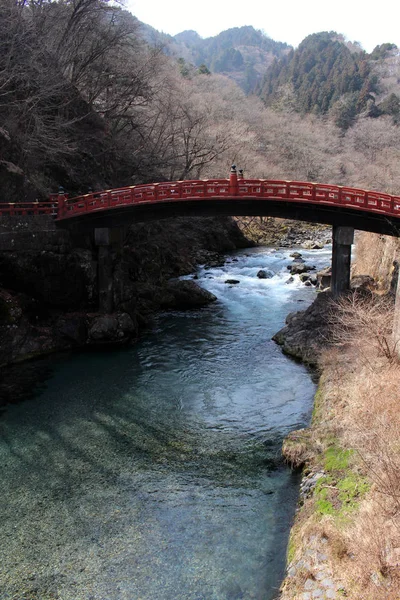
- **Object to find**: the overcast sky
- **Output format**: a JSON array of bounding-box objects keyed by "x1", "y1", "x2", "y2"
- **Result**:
[{"x1": 127, "y1": 0, "x2": 400, "y2": 52}]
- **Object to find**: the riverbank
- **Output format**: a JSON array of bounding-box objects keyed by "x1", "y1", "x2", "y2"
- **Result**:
[
  {"x1": 235, "y1": 216, "x2": 331, "y2": 249},
  {"x1": 276, "y1": 289, "x2": 400, "y2": 600}
]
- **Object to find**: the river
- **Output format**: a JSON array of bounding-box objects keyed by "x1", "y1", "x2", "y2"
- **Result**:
[{"x1": 0, "y1": 245, "x2": 331, "y2": 600}]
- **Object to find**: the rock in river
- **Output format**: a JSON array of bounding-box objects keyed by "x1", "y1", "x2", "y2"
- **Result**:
[
  {"x1": 161, "y1": 280, "x2": 217, "y2": 309},
  {"x1": 257, "y1": 269, "x2": 272, "y2": 279}
]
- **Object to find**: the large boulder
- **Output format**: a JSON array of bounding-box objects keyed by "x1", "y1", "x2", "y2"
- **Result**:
[
  {"x1": 257, "y1": 269, "x2": 273, "y2": 279},
  {"x1": 56, "y1": 313, "x2": 88, "y2": 345},
  {"x1": 272, "y1": 292, "x2": 334, "y2": 365},
  {"x1": 288, "y1": 262, "x2": 316, "y2": 275},
  {"x1": 303, "y1": 240, "x2": 324, "y2": 249},
  {"x1": 0, "y1": 290, "x2": 68, "y2": 366},
  {"x1": 160, "y1": 280, "x2": 217, "y2": 309},
  {"x1": 316, "y1": 267, "x2": 332, "y2": 290},
  {"x1": 88, "y1": 312, "x2": 137, "y2": 343},
  {"x1": 350, "y1": 275, "x2": 376, "y2": 291}
]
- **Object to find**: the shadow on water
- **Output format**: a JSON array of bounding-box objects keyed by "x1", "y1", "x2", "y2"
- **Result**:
[
  {"x1": 0, "y1": 356, "x2": 58, "y2": 411},
  {"x1": 0, "y1": 350, "x2": 307, "y2": 600}
]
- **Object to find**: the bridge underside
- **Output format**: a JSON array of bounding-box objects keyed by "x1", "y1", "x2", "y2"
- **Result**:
[{"x1": 56, "y1": 198, "x2": 400, "y2": 237}]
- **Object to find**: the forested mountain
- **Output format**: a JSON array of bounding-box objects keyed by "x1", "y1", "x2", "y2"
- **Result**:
[
  {"x1": 140, "y1": 24, "x2": 290, "y2": 92},
  {"x1": 258, "y1": 32, "x2": 399, "y2": 129}
]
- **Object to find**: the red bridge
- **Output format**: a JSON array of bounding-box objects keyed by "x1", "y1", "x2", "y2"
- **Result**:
[
  {"x1": 2, "y1": 167, "x2": 400, "y2": 236},
  {"x1": 3, "y1": 166, "x2": 400, "y2": 303}
]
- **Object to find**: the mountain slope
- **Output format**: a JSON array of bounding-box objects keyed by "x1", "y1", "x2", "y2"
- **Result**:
[
  {"x1": 139, "y1": 24, "x2": 291, "y2": 92},
  {"x1": 257, "y1": 32, "x2": 399, "y2": 128}
]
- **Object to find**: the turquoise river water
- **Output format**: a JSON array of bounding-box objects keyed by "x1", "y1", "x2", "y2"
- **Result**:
[{"x1": 0, "y1": 245, "x2": 331, "y2": 600}]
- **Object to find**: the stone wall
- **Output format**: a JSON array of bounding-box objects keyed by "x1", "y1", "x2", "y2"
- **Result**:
[
  {"x1": 0, "y1": 215, "x2": 57, "y2": 232},
  {"x1": 0, "y1": 217, "x2": 95, "y2": 309}
]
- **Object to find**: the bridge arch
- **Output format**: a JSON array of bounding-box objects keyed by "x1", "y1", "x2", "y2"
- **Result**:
[
  {"x1": 2, "y1": 166, "x2": 400, "y2": 308},
  {"x1": 51, "y1": 167, "x2": 400, "y2": 237}
]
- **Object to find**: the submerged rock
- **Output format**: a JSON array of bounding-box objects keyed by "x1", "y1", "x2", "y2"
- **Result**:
[{"x1": 225, "y1": 279, "x2": 240, "y2": 285}]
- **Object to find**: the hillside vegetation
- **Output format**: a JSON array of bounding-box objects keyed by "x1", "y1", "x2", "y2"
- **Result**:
[
  {"x1": 2, "y1": 2, "x2": 400, "y2": 204},
  {"x1": 258, "y1": 32, "x2": 398, "y2": 129}
]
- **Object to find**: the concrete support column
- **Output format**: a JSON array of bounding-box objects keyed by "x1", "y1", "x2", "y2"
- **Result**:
[
  {"x1": 95, "y1": 228, "x2": 114, "y2": 313},
  {"x1": 331, "y1": 226, "x2": 354, "y2": 297},
  {"x1": 393, "y1": 272, "x2": 400, "y2": 356}
]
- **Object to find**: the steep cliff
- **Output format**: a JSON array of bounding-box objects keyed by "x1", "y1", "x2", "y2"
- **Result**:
[{"x1": 352, "y1": 231, "x2": 400, "y2": 292}]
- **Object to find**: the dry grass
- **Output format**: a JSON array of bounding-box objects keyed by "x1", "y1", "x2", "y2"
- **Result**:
[
  {"x1": 318, "y1": 294, "x2": 400, "y2": 599},
  {"x1": 327, "y1": 291, "x2": 398, "y2": 368},
  {"x1": 281, "y1": 428, "x2": 315, "y2": 468},
  {"x1": 281, "y1": 292, "x2": 400, "y2": 599}
]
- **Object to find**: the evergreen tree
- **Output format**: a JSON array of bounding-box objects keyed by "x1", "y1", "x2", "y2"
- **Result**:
[{"x1": 258, "y1": 31, "x2": 376, "y2": 123}]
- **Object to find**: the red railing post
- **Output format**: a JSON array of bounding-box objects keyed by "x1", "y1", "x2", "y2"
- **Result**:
[
  {"x1": 229, "y1": 165, "x2": 238, "y2": 196},
  {"x1": 56, "y1": 186, "x2": 67, "y2": 218}
]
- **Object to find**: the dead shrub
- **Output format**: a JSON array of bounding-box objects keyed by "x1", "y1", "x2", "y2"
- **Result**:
[
  {"x1": 341, "y1": 366, "x2": 400, "y2": 513},
  {"x1": 316, "y1": 292, "x2": 400, "y2": 599},
  {"x1": 327, "y1": 291, "x2": 399, "y2": 369},
  {"x1": 344, "y1": 497, "x2": 400, "y2": 599}
]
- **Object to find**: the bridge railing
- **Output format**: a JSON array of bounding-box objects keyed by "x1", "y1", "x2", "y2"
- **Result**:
[
  {"x1": 3, "y1": 178, "x2": 400, "y2": 220},
  {"x1": 0, "y1": 202, "x2": 56, "y2": 216},
  {"x1": 56, "y1": 179, "x2": 400, "y2": 220},
  {"x1": 57, "y1": 180, "x2": 239, "y2": 218}
]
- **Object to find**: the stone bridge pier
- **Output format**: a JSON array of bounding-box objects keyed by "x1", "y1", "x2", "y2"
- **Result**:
[
  {"x1": 393, "y1": 268, "x2": 400, "y2": 354},
  {"x1": 331, "y1": 226, "x2": 354, "y2": 296},
  {"x1": 94, "y1": 227, "x2": 126, "y2": 313}
]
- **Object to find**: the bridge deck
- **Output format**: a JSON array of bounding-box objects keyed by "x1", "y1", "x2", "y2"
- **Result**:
[{"x1": 1, "y1": 177, "x2": 400, "y2": 236}]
